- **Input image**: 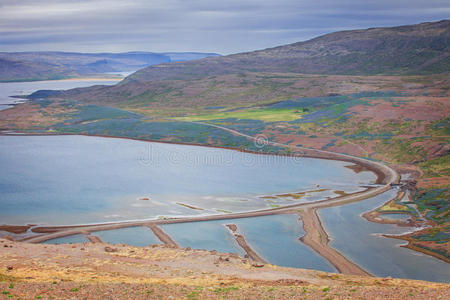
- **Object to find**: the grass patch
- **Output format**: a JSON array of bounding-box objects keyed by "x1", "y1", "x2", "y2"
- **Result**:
[
  {"x1": 378, "y1": 200, "x2": 410, "y2": 212},
  {"x1": 176, "y1": 108, "x2": 306, "y2": 122}
]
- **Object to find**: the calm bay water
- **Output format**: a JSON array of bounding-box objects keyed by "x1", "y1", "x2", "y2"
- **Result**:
[
  {"x1": 319, "y1": 189, "x2": 450, "y2": 283},
  {"x1": 0, "y1": 135, "x2": 375, "y2": 225},
  {"x1": 232, "y1": 214, "x2": 336, "y2": 272},
  {"x1": 163, "y1": 214, "x2": 336, "y2": 272},
  {"x1": 162, "y1": 221, "x2": 245, "y2": 255},
  {"x1": 92, "y1": 226, "x2": 162, "y2": 246},
  {"x1": 0, "y1": 78, "x2": 120, "y2": 111},
  {"x1": 43, "y1": 234, "x2": 88, "y2": 244}
]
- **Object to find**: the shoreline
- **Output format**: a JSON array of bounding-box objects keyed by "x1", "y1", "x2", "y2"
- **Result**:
[
  {"x1": 361, "y1": 190, "x2": 418, "y2": 227},
  {"x1": 21, "y1": 185, "x2": 392, "y2": 242},
  {"x1": 383, "y1": 234, "x2": 450, "y2": 264},
  {"x1": 0, "y1": 131, "x2": 393, "y2": 185},
  {"x1": 360, "y1": 189, "x2": 450, "y2": 263},
  {"x1": 146, "y1": 224, "x2": 179, "y2": 248},
  {"x1": 297, "y1": 208, "x2": 370, "y2": 276},
  {"x1": 226, "y1": 224, "x2": 266, "y2": 264},
  {"x1": 0, "y1": 75, "x2": 124, "y2": 84},
  {"x1": 1, "y1": 131, "x2": 402, "y2": 274},
  {"x1": 0, "y1": 131, "x2": 397, "y2": 237}
]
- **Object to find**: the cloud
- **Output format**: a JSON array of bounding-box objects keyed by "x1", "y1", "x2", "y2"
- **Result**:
[{"x1": 0, "y1": 0, "x2": 448, "y2": 54}]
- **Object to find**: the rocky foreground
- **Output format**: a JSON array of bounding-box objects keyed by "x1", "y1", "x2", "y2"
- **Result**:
[{"x1": 0, "y1": 239, "x2": 448, "y2": 299}]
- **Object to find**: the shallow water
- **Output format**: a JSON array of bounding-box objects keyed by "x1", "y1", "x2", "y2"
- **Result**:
[
  {"x1": 232, "y1": 214, "x2": 336, "y2": 272},
  {"x1": 319, "y1": 189, "x2": 450, "y2": 283},
  {"x1": 162, "y1": 215, "x2": 336, "y2": 272},
  {"x1": 161, "y1": 221, "x2": 245, "y2": 255},
  {"x1": 92, "y1": 226, "x2": 161, "y2": 246},
  {"x1": 380, "y1": 213, "x2": 411, "y2": 221},
  {"x1": 0, "y1": 135, "x2": 375, "y2": 225},
  {"x1": 0, "y1": 79, "x2": 120, "y2": 111},
  {"x1": 42, "y1": 234, "x2": 88, "y2": 244}
]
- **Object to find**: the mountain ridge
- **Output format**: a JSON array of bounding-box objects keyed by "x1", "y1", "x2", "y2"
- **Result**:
[
  {"x1": 0, "y1": 51, "x2": 220, "y2": 82},
  {"x1": 36, "y1": 20, "x2": 449, "y2": 106},
  {"x1": 125, "y1": 19, "x2": 449, "y2": 84}
]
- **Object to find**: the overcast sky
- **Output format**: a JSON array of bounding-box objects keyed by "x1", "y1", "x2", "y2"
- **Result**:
[{"x1": 0, "y1": 0, "x2": 449, "y2": 54}]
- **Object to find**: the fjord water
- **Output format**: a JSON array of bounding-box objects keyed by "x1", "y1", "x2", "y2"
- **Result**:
[
  {"x1": 0, "y1": 135, "x2": 375, "y2": 225},
  {"x1": 43, "y1": 234, "x2": 88, "y2": 244},
  {"x1": 232, "y1": 215, "x2": 336, "y2": 272},
  {"x1": 161, "y1": 215, "x2": 335, "y2": 272},
  {"x1": 319, "y1": 189, "x2": 450, "y2": 283},
  {"x1": 92, "y1": 226, "x2": 162, "y2": 246},
  {"x1": 162, "y1": 221, "x2": 245, "y2": 255},
  {"x1": 0, "y1": 78, "x2": 120, "y2": 111}
]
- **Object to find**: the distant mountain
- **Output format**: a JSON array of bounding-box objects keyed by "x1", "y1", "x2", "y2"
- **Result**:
[
  {"x1": 0, "y1": 51, "x2": 220, "y2": 82},
  {"x1": 0, "y1": 58, "x2": 77, "y2": 82},
  {"x1": 30, "y1": 20, "x2": 449, "y2": 106}
]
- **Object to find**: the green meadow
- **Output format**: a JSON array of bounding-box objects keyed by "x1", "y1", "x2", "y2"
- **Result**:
[{"x1": 176, "y1": 108, "x2": 307, "y2": 122}]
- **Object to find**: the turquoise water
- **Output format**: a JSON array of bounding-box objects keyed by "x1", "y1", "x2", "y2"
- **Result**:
[
  {"x1": 43, "y1": 234, "x2": 88, "y2": 244},
  {"x1": 319, "y1": 189, "x2": 450, "y2": 283},
  {"x1": 92, "y1": 226, "x2": 161, "y2": 246},
  {"x1": 0, "y1": 135, "x2": 375, "y2": 225},
  {"x1": 162, "y1": 221, "x2": 245, "y2": 255}
]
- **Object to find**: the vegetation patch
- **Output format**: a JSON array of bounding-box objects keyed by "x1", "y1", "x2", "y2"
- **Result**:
[
  {"x1": 413, "y1": 188, "x2": 450, "y2": 225},
  {"x1": 176, "y1": 107, "x2": 307, "y2": 122},
  {"x1": 418, "y1": 156, "x2": 450, "y2": 177}
]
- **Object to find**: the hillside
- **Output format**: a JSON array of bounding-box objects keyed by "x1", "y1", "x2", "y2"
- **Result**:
[
  {"x1": 126, "y1": 20, "x2": 450, "y2": 82},
  {"x1": 0, "y1": 239, "x2": 448, "y2": 299},
  {"x1": 0, "y1": 51, "x2": 220, "y2": 82},
  {"x1": 2, "y1": 20, "x2": 449, "y2": 265},
  {"x1": 42, "y1": 20, "x2": 449, "y2": 106}
]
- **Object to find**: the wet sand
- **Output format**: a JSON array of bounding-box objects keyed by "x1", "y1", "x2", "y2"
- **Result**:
[{"x1": 298, "y1": 208, "x2": 370, "y2": 276}]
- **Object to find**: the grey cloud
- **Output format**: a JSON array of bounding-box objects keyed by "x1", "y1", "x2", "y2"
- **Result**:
[{"x1": 0, "y1": 0, "x2": 448, "y2": 54}]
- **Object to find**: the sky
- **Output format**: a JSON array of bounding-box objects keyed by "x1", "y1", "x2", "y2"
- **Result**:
[{"x1": 0, "y1": 0, "x2": 449, "y2": 55}]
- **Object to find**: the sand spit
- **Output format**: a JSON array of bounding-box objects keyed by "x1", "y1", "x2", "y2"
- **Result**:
[
  {"x1": 298, "y1": 208, "x2": 370, "y2": 276},
  {"x1": 146, "y1": 224, "x2": 179, "y2": 248},
  {"x1": 86, "y1": 235, "x2": 102, "y2": 243},
  {"x1": 226, "y1": 224, "x2": 266, "y2": 264},
  {"x1": 0, "y1": 225, "x2": 31, "y2": 234}
]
